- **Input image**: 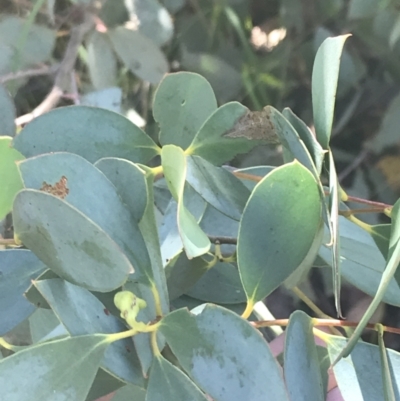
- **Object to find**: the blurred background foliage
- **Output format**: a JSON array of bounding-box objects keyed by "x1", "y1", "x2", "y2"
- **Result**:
[{"x1": 3, "y1": 0, "x2": 400, "y2": 347}]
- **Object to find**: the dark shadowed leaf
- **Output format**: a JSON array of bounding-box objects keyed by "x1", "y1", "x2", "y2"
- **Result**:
[
  {"x1": 108, "y1": 27, "x2": 168, "y2": 84},
  {"x1": 0, "y1": 250, "x2": 45, "y2": 335}
]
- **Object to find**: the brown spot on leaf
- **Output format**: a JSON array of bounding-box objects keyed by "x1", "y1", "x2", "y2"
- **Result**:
[
  {"x1": 224, "y1": 107, "x2": 279, "y2": 143},
  {"x1": 40, "y1": 176, "x2": 69, "y2": 199}
]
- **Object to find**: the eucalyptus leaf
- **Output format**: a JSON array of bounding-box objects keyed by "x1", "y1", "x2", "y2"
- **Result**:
[
  {"x1": 13, "y1": 190, "x2": 133, "y2": 292},
  {"x1": 34, "y1": 278, "x2": 144, "y2": 386},
  {"x1": 19, "y1": 152, "x2": 151, "y2": 285},
  {"x1": 86, "y1": 31, "x2": 117, "y2": 90},
  {"x1": 160, "y1": 305, "x2": 289, "y2": 401},
  {"x1": 154, "y1": 72, "x2": 217, "y2": 149},
  {"x1": 0, "y1": 250, "x2": 45, "y2": 335},
  {"x1": 312, "y1": 34, "x2": 350, "y2": 149},
  {"x1": 161, "y1": 145, "x2": 210, "y2": 258},
  {"x1": 13, "y1": 106, "x2": 159, "y2": 164},
  {"x1": 0, "y1": 136, "x2": 24, "y2": 220},
  {"x1": 238, "y1": 161, "x2": 322, "y2": 304},
  {"x1": 147, "y1": 356, "x2": 209, "y2": 401},
  {"x1": 108, "y1": 27, "x2": 168, "y2": 84},
  {"x1": 284, "y1": 311, "x2": 325, "y2": 401},
  {"x1": 327, "y1": 335, "x2": 400, "y2": 400},
  {"x1": 0, "y1": 334, "x2": 109, "y2": 401},
  {"x1": 0, "y1": 84, "x2": 16, "y2": 136},
  {"x1": 188, "y1": 102, "x2": 261, "y2": 165}
]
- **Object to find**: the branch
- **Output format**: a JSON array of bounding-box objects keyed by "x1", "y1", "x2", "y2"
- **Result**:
[
  {"x1": 207, "y1": 235, "x2": 238, "y2": 245},
  {"x1": 0, "y1": 64, "x2": 59, "y2": 84},
  {"x1": 15, "y1": 12, "x2": 95, "y2": 127}
]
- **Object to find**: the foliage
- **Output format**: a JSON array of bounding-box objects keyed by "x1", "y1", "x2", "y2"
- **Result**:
[{"x1": 1, "y1": 30, "x2": 400, "y2": 401}]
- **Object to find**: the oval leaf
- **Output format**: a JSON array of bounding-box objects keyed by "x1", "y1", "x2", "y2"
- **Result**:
[
  {"x1": 108, "y1": 27, "x2": 168, "y2": 84},
  {"x1": 19, "y1": 152, "x2": 151, "y2": 284},
  {"x1": 13, "y1": 189, "x2": 132, "y2": 292},
  {"x1": 13, "y1": 105, "x2": 159, "y2": 163},
  {"x1": 238, "y1": 161, "x2": 322, "y2": 304},
  {"x1": 160, "y1": 305, "x2": 289, "y2": 401},
  {"x1": 0, "y1": 334, "x2": 109, "y2": 401},
  {"x1": 154, "y1": 72, "x2": 217, "y2": 149}
]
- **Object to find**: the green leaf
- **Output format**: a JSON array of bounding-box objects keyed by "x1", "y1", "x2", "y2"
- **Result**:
[
  {"x1": 161, "y1": 145, "x2": 210, "y2": 258},
  {"x1": 0, "y1": 250, "x2": 45, "y2": 335},
  {"x1": 186, "y1": 155, "x2": 250, "y2": 220},
  {"x1": 147, "y1": 355, "x2": 209, "y2": 401},
  {"x1": 186, "y1": 262, "x2": 247, "y2": 304},
  {"x1": 95, "y1": 157, "x2": 148, "y2": 222},
  {"x1": 86, "y1": 368, "x2": 125, "y2": 401},
  {"x1": 335, "y1": 197, "x2": 400, "y2": 361},
  {"x1": 111, "y1": 384, "x2": 146, "y2": 401},
  {"x1": 108, "y1": 27, "x2": 168, "y2": 84},
  {"x1": 348, "y1": 0, "x2": 380, "y2": 19},
  {"x1": 238, "y1": 161, "x2": 322, "y2": 304},
  {"x1": 29, "y1": 308, "x2": 63, "y2": 343},
  {"x1": 13, "y1": 105, "x2": 159, "y2": 163},
  {"x1": 263, "y1": 106, "x2": 318, "y2": 176},
  {"x1": 153, "y1": 72, "x2": 217, "y2": 149},
  {"x1": 81, "y1": 87, "x2": 122, "y2": 113},
  {"x1": 312, "y1": 34, "x2": 350, "y2": 149},
  {"x1": 0, "y1": 334, "x2": 109, "y2": 401},
  {"x1": 377, "y1": 326, "x2": 396, "y2": 401},
  {"x1": 34, "y1": 278, "x2": 145, "y2": 386},
  {"x1": 130, "y1": 0, "x2": 174, "y2": 46},
  {"x1": 180, "y1": 50, "x2": 242, "y2": 103},
  {"x1": 187, "y1": 102, "x2": 260, "y2": 165},
  {"x1": 19, "y1": 152, "x2": 151, "y2": 285},
  {"x1": 86, "y1": 31, "x2": 117, "y2": 90},
  {"x1": 165, "y1": 252, "x2": 209, "y2": 300},
  {"x1": 0, "y1": 16, "x2": 55, "y2": 72},
  {"x1": 0, "y1": 84, "x2": 16, "y2": 136},
  {"x1": 13, "y1": 189, "x2": 132, "y2": 292},
  {"x1": 284, "y1": 311, "x2": 325, "y2": 401},
  {"x1": 0, "y1": 136, "x2": 24, "y2": 220},
  {"x1": 137, "y1": 167, "x2": 170, "y2": 313},
  {"x1": 25, "y1": 269, "x2": 58, "y2": 309},
  {"x1": 328, "y1": 150, "x2": 342, "y2": 316},
  {"x1": 282, "y1": 107, "x2": 325, "y2": 175},
  {"x1": 327, "y1": 335, "x2": 400, "y2": 399},
  {"x1": 319, "y1": 217, "x2": 400, "y2": 307},
  {"x1": 160, "y1": 306, "x2": 289, "y2": 401}
]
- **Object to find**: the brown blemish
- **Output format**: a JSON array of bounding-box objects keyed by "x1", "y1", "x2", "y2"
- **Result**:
[{"x1": 40, "y1": 176, "x2": 69, "y2": 199}]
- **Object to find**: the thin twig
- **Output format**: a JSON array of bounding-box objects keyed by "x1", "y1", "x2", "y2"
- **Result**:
[
  {"x1": 0, "y1": 64, "x2": 59, "y2": 84},
  {"x1": 207, "y1": 235, "x2": 238, "y2": 245},
  {"x1": 15, "y1": 12, "x2": 95, "y2": 127}
]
